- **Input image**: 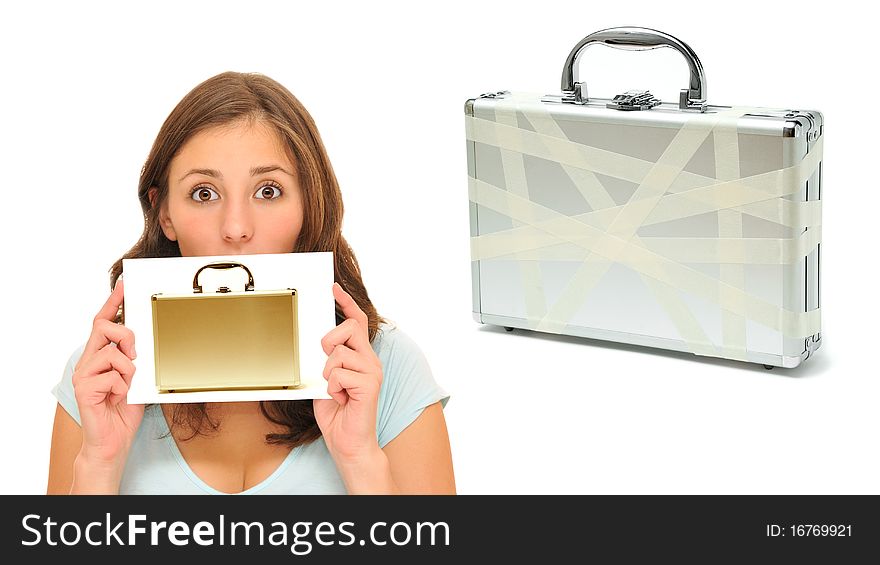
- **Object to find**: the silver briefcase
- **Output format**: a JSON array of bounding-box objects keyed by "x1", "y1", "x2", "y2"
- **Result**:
[{"x1": 465, "y1": 27, "x2": 822, "y2": 368}]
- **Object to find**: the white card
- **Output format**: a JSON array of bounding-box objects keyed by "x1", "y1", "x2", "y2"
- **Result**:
[{"x1": 122, "y1": 252, "x2": 335, "y2": 404}]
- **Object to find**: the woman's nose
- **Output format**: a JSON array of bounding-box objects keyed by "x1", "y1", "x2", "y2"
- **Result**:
[{"x1": 221, "y1": 200, "x2": 254, "y2": 242}]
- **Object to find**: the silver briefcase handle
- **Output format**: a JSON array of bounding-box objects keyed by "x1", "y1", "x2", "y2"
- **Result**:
[
  {"x1": 561, "y1": 27, "x2": 708, "y2": 111},
  {"x1": 193, "y1": 261, "x2": 256, "y2": 293}
]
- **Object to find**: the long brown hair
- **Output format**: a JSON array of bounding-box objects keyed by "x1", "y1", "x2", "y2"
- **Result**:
[{"x1": 109, "y1": 71, "x2": 386, "y2": 447}]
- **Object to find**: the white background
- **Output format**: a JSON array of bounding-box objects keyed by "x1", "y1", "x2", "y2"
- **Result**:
[{"x1": 1, "y1": 0, "x2": 876, "y2": 494}]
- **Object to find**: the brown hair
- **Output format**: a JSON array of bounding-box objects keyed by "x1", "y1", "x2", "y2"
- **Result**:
[{"x1": 109, "y1": 71, "x2": 386, "y2": 447}]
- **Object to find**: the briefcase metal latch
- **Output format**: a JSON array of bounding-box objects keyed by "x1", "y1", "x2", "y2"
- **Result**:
[{"x1": 606, "y1": 90, "x2": 662, "y2": 111}]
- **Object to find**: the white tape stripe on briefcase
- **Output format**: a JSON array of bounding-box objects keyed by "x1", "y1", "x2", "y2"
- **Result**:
[
  {"x1": 493, "y1": 99, "x2": 549, "y2": 323},
  {"x1": 484, "y1": 96, "x2": 746, "y2": 338},
  {"x1": 532, "y1": 104, "x2": 758, "y2": 338},
  {"x1": 471, "y1": 227, "x2": 821, "y2": 265},
  {"x1": 469, "y1": 176, "x2": 821, "y2": 270},
  {"x1": 715, "y1": 112, "x2": 747, "y2": 357},
  {"x1": 474, "y1": 94, "x2": 820, "y2": 342},
  {"x1": 490, "y1": 94, "x2": 635, "y2": 335},
  {"x1": 468, "y1": 189, "x2": 821, "y2": 263},
  {"x1": 468, "y1": 176, "x2": 820, "y2": 339},
  {"x1": 470, "y1": 95, "x2": 822, "y2": 259},
  {"x1": 465, "y1": 115, "x2": 823, "y2": 229},
  {"x1": 504, "y1": 93, "x2": 718, "y2": 355}
]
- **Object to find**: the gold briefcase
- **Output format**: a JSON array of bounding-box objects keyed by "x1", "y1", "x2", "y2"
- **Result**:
[{"x1": 151, "y1": 261, "x2": 301, "y2": 393}]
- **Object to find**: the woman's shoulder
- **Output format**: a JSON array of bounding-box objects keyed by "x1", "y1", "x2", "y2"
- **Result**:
[
  {"x1": 370, "y1": 320, "x2": 449, "y2": 448},
  {"x1": 371, "y1": 319, "x2": 402, "y2": 350},
  {"x1": 52, "y1": 341, "x2": 88, "y2": 424},
  {"x1": 371, "y1": 320, "x2": 430, "y2": 366},
  {"x1": 67, "y1": 341, "x2": 88, "y2": 367}
]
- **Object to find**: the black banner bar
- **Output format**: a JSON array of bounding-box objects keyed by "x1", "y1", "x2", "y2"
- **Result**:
[{"x1": 3, "y1": 495, "x2": 877, "y2": 562}]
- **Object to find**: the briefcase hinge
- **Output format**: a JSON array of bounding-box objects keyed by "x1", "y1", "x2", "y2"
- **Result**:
[
  {"x1": 561, "y1": 82, "x2": 587, "y2": 105},
  {"x1": 803, "y1": 333, "x2": 821, "y2": 360}
]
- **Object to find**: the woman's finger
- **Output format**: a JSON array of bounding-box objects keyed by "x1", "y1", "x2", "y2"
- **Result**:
[
  {"x1": 322, "y1": 343, "x2": 378, "y2": 380},
  {"x1": 82, "y1": 280, "x2": 135, "y2": 362},
  {"x1": 321, "y1": 317, "x2": 370, "y2": 356},
  {"x1": 74, "y1": 346, "x2": 136, "y2": 389},
  {"x1": 326, "y1": 367, "x2": 379, "y2": 405},
  {"x1": 74, "y1": 370, "x2": 130, "y2": 408},
  {"x1": 82, "y1": 319, "x2": 137, "y2": 364},
  {"x1": 329, "y1": 283, "x2": 370, "y2": 344},
  {"x1": 333, "y1": 283, "x2": 369, "y2": 328},
  {"x1": 96, "y1": 278, "x2": 125, "y2": 322}
]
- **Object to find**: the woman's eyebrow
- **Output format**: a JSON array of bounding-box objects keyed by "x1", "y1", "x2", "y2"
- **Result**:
[
  {"x1": 179, "y1": 168, "x2": 222, "y2": 182},
  {"x1": 250, "y1": 165, "x2": 294, "y2": 177},
  {"x1": 178, "y1": 165, "x2": 293, "y2": 182}
]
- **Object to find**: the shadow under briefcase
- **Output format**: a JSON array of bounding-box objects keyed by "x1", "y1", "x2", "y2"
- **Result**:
[
  {"x1": 151, "y1": 261, "x2": 301, "y2": 393},
  {"x1": 465, "y1": 27, "x2": 823, "y2": 368}
]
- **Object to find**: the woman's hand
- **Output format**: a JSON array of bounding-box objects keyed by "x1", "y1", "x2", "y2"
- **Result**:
[
  {"x1": 313, "y1": 282, "x2": 384, "y2": 467},
  {"x1": 72, "y1": 278, "x2": 144, "y2": 477}
]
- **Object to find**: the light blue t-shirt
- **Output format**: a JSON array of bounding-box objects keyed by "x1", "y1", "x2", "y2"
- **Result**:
[{"x1": 52, "y1": 322, "x2": 449, "y2": 495}]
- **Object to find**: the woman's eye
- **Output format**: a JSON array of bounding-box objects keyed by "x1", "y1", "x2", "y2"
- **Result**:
[
  {"x1": 255, "y1": 184, "x2": 282, "y2": 200},
  {"x1": 190, "y1": 186, "x2": 219, "y2": 202}
]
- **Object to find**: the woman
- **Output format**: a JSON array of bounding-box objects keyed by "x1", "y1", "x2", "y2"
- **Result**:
[{"x1": 46, "y1": 72, "x2": 455, "y2": 495}]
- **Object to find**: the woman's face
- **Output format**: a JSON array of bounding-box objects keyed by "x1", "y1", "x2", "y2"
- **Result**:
[{"x1": 152, "y1": 120, "x2": 304, "y2": 257}]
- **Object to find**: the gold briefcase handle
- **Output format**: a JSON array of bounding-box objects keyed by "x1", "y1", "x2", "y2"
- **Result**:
[{"x1": 192, "y1": 261, "x2": 255, "y2": 294}]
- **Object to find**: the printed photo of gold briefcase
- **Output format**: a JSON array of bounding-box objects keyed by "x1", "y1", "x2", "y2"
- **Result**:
[{"x1": 151, "y1": 261, "x2": 301, "y2": 393}]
